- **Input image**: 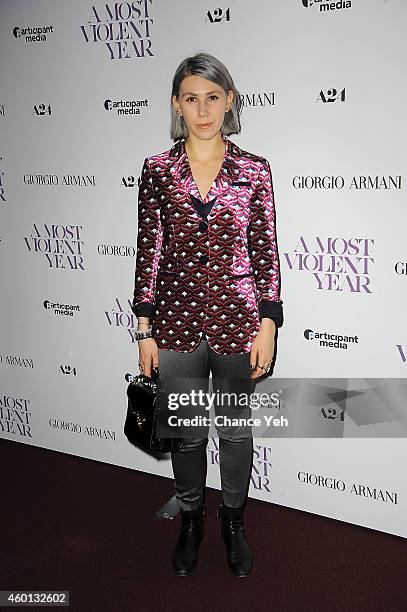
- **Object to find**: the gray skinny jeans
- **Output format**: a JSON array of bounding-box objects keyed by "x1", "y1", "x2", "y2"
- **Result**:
[{"x1": 156, "y1": 334, "x2": 256, "y2": 511}]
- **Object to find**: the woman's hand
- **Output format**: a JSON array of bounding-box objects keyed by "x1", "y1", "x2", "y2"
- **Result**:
[
  {"x1": 138, "y1": 337, "x2": 159, "y2": 378},
  {"x1": 250, "y1": 319, "x2": 276, "y2": 379}
]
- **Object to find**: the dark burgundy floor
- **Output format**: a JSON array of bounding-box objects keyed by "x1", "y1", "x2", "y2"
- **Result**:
[{"x1": 1, "y1": 438, "x2": 406, "y2": 612}]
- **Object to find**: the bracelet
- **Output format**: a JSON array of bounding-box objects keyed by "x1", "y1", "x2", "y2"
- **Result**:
[{"x1": 134, "y1": 327, "x2": 153, "y2": 341}]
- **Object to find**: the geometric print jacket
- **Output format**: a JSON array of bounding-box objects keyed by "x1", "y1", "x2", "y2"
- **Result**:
[{"x1": 131, "y1": 135, "x2": 283, "y2": 355}]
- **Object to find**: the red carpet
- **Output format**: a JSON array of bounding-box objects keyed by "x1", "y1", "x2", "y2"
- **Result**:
[{"x1": 1, "y1": 438, "x2": 406, "y2": 611}]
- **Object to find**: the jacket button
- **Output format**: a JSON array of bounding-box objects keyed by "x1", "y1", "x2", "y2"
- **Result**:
[
  {"x1": 199, "y1": 221, "x2": 208, "y2": 232},
  {"x1": 199, "y1": 254, "x2": 208, "y2": 264}
]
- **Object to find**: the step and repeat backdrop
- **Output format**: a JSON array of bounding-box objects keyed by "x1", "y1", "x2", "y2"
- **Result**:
[{"x1": 1, "y1": 0, "x2": 406, "y2": 538}]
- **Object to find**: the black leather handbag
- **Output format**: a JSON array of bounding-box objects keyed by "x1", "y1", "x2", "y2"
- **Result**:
[{"x1": 124, "y1": 369, "x2": 183, "y2": 454}]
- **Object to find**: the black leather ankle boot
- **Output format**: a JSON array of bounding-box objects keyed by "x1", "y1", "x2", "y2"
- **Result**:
[
  {"x1": 217, "y1": 502, "x2": 253, "y2": 577},
  {"x1": 172, "y1": 503, "x2": 205, "y2": 576}
]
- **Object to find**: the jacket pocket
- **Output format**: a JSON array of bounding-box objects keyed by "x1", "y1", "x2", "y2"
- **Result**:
[{"x1": 230, "y1": 272, "x2": 255, "y2": 280}]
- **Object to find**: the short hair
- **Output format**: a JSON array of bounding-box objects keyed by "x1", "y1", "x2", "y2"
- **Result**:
[{"x1": 170, "y1": 52, "x2": 242, "y2": 141}]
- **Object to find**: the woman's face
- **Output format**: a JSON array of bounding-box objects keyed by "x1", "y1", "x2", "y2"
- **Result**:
[{"x1": 172, "y1": 74, "x2": 233, "y2": 142}]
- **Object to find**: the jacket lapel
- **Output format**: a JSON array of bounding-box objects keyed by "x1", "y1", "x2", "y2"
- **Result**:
[{"x1": 168, "y1": 136, "x2": 242, "y2": 212}]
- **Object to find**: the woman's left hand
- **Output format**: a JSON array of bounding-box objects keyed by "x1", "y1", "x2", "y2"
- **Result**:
[{"x1": 250, "y1": 319, "x2": 276, "y2": 379}]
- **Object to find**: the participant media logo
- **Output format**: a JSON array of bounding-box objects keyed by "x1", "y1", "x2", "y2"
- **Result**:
[
  {"x1": 44, "y1": 300, "x2": 80, "y2": 318},
  {"x1": 304, "y1": 328, "x2": 359, "y2": 350},
  {"x1": 302, "y1": 0, "x2": 352, "y2": 12},
  {"x1": 12, "y1": 25, "x2": 54, "y2": 43},
  {"x1": 104, "y1": 98, "x2": 149, "y2": 116}
]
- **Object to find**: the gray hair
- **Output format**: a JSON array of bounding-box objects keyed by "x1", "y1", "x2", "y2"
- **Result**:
[{"x1": 170, "y1": 52, "x2": 242, "y2": 141}]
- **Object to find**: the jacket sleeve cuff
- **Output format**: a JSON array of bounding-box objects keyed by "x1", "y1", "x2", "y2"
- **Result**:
[
  {"x1": 131, "y1": 301, "x2": 155, "y2": 321},
  {"x1": 258, "y1": 300, "x2": 284, "y2": 327}
]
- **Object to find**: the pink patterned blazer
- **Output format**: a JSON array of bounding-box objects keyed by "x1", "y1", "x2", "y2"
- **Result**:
[{"x1": 131, "y1": 135, "x2": 283, "y2": 354}]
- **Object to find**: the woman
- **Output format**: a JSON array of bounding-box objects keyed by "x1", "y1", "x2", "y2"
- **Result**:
[{"x1": 131, "y1": 52, "x2": 283, "y2": 577}]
